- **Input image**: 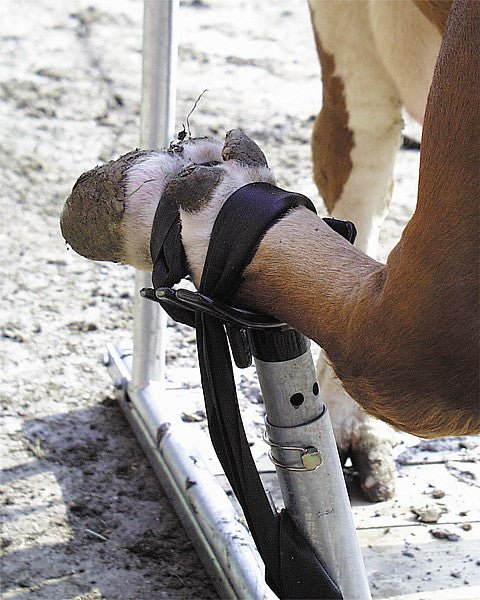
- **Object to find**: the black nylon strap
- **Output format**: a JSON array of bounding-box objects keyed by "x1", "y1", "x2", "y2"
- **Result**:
[
  {"x1": 196, "y1": 316, "x2": 281, "y2": 574},
  {"x1": 201, "y1": 182, "x2": 317, "y2": 299},
  {"x1": 150, "y1": 188, "x2": 194, "y2": 326},
  {"x1": 150, "y1": 187, "x2": 188, "y2": 289}
]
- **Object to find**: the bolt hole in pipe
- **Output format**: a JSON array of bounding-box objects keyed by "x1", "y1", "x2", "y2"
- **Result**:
[{"x1": 289, "y1": 393, "x2": 305, "y2": 408}]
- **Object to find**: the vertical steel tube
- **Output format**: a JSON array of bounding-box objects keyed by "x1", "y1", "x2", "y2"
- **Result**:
[
  {"x1": 131, "y1": 0, "x2": 179, "y2": 390},
  {"x1": 253, "y1": 332, "x2": 371, "y2": 600}
]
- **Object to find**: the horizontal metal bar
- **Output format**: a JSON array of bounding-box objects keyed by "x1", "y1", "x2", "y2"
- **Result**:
[{"x1": 106, "y1": 344, "x2": 277, "y2": 600}]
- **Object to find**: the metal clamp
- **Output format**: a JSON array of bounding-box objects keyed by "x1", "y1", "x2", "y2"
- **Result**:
[{"x1": 263, "y1": 431, "x2": 322, "y2": 472}]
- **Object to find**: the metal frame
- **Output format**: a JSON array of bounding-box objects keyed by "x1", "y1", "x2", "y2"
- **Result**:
[{"x1": 106, "y1": 1, "x2": 371, "y2": 598}]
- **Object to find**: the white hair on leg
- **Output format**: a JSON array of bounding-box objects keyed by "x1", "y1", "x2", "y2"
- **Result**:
[
  {"x1": 121, "y1": 139, "x2": 223, "y2": 270},
  {"x1": 180, "y1": 161, "x2": 275, "y2": 285}
]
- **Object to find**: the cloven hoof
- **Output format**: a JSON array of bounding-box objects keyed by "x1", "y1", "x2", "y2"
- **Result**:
[{"x1": 60, "y1": 149, "x2": 150, "y2": 263}]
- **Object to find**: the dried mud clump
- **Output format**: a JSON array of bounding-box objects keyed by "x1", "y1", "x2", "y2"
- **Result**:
[{"x1": 60, "y1": 149, "x2": 150, "y2": 262}]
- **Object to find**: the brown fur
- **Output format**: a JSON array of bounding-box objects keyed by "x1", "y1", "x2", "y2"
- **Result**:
[
  {"x1": 414, "y1": 0, "x2": 452, "y2": 33},
  {"x1": 310, "y1": 28, "x2": 353, "y2": 211},
  {"x1": 239, "y1": 0, "x2": 480, "y2": 438}
]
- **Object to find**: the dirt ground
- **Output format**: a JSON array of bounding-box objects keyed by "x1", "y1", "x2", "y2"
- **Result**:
[{"x1": 1, "y1": 1, "x2": 476, "y2": 599}]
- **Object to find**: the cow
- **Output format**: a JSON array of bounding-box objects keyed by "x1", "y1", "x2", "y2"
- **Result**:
[{"x1": 61, "y1": 0, "x2": 479, "y2": 501}]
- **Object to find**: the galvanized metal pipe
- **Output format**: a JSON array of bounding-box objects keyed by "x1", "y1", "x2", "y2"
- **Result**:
[
  {"x1": 131, "y1": 0, "x2": 179, "y2": 390},
  {"x1": 255, "y1": 341, "x2": 372, "y2": 600},
  {"x1": 107, "y1": 344, "x2": 277, "y2": 599}
]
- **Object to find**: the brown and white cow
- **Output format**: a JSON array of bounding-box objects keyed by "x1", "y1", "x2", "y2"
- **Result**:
[
  {"x1": 61, "y1": 0, "x2": 479, "y2": 501},
  {"x1": 304, "y1": 0, "x2": 452, "y2": 498}
]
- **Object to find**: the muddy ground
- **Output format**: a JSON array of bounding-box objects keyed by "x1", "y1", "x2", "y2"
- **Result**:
[{"x1": 0, "y1": 1, "x2": 459, "y2": 599}]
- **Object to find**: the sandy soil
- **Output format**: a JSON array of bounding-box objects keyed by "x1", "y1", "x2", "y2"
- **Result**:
[{"x1": 0, "y1": 1, "x2": 436, "y2": 599}]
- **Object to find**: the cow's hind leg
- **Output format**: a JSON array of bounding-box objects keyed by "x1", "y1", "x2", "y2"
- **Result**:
[{"x1": 309, "y1": 0, "x2": 402, "y2": 500}]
